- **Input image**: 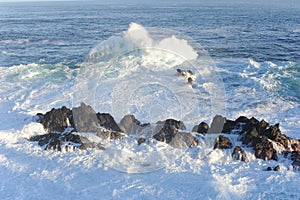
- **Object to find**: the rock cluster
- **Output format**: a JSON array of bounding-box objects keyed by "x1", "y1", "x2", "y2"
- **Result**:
[{"x1": 30, "y1": 104, "x2": 300, "y2": 170}]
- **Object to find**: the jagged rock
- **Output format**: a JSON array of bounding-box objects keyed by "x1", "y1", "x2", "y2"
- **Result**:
[
  {"x1": 39, "y1": 106, "x2": 74, "y2": 133},
  {"x1": 235, "y1": 116, "x2": 259, "y2": 135},
  {"x1": 208, "y1": 115, "x2": 225, "y2": 134},
  {"x1": 72, "y1": 103, "x2": 100, "y2": 132},
  {"x1": 153, "y1": 119, "x2": 186, "y2": 144},
  {"x1": 231, "y1": 146, "x2": 248, "y2": 162},
  {"x1": 29, "y1": 132, "x2": 93, "y2": 151},
  {"x1": 97, "y1": 128, "x2": 124, "y2": 140},
  {"x1": 137, "y1": 137, "x2": 146, "y2": 145},
  {"x1": 213, "y1": 135, "x2": 233, "y2": 149},
  {"x1": 119, "y1": 114, "x2": 150, "y2": 135},
  {"x1": 254, "y1": 138, "x2": 278, "y2": 161},
  {"x1": 169, "y1": 131, "x2": 198, "y2": 148},
  {"x1": 192, "y1": 122, "x2": 209, "y2": 134},
  {"x1": 96, "y1": 113, "x2": 121, "y2": 132}
]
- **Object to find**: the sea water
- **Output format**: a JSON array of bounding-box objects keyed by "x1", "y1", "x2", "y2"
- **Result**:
[{"x1": 0, "y1": 1, "x2": 300, "y2": 199}]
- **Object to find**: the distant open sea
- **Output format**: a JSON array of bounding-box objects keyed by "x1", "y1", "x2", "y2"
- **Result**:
[{"x1": 0, "y1": 0, "x2": 299, "y2": 137}]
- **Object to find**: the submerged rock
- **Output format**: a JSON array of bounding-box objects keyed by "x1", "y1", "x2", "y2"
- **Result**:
[
  {"x1": 232, "y1": 146, "x2": 248, "y2": 162},
  {"x1": 97, "y1": 128, "x2": 124, "y2": 140},
  {"x1": 213, "y1": 135, "x2": 233, "y2": 149},
  {"x1": 28, "y1": 132, "x2": 103, "y2": 151}
]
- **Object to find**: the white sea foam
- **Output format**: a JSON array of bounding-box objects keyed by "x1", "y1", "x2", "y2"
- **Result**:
[{"x1": 75, "y1": 23, "x2": 226, "y2": 127}]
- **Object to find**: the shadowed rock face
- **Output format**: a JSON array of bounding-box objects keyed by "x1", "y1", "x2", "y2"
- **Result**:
[{"x1": 96, "y1": 113, "x2": 121, "y2": 132}]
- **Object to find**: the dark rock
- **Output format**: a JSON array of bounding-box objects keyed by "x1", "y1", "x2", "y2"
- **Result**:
[
  {"x1": 291, "y1": 151, "x2": 300, "y2": 170},
  {"x1": 222, "y1": 119, "x2": 236, "y2": 134},
  {"x1": 213, "y1": 135, "x2": 233, "y2": 149},
  {"x1": 72, "y1": 103, "x2": 100, "y2": 132},
  {"x1": 153, "y1": 119, "x2": 186, "y2": 144},
  {"x1": 232, "y1": 146, "x2": 248, "y2": 162},
  {"x1": 257, "y1": 119, "x2": 270, "y2": 135},
  {"x1": 273, "y1": 165, "x2": 280, "y2": 171},
  {"x1": 96, "y1": 113, "x2": 121, "y2": 132},
  {"x1": 193, "y1": 122, "x2": 209, "y2": 134},
  {"x1": 254, "y1": 138, "x2": 278, "y2": 161},
  {"x1": 39, "y1": 106, "x2": 74, "y2": 133},
  {"x1": 240, "y1": 128, "x2": 260, "y2": 146},
  {"x1": 29, "y1": 132, "x2": 90, "y2": 151},
  {"x1": 235, "y1": 116, "x2": 259, "y2": 135},
  {"x1": 267, "y1": 167, "x2": 273, "y2": 171},
  {"x1": 208, "y1": 115, "x2": 225, "y2": 134},
  {"x1": 137, "y1": 137, "x2": 146, "y2": 145},
  {"x1": 292, "y1": 143, "x2": 300, "y2": 152}
]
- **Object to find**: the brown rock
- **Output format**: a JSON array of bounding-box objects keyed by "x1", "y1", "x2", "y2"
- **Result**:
[{"x1": 213, "y1": 135, "x2": 233, "y2": 149}]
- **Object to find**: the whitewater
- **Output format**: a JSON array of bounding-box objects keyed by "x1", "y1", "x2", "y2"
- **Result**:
[{"x1": 1, "y1": 1, "x2": 300, "y2": 199}]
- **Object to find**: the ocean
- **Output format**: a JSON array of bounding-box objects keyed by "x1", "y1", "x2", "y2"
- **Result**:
[{"x1": 0, "y1": 0, "x2": 300, "y2": 199}]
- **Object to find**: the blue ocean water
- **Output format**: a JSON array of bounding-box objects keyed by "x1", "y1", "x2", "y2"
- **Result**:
[{"x1": 0, "y1": 0, "x2": 299, "y2": 136}]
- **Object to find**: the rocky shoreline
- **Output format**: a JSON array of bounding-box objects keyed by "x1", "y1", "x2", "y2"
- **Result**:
[{"x1": 29, "y1": 103, "x2": 300, "y2": 171}]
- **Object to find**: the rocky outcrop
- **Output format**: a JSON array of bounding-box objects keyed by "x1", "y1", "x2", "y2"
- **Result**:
[
  {"x1": 213, "y1": 135, "x2": 233, "y2": 149},
  {"x1": 32, "y1": 104, "x2": 300, "y2": 171},
  {"x1": 39, "y1": 106, "x2": 74, "y2": 133}
]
